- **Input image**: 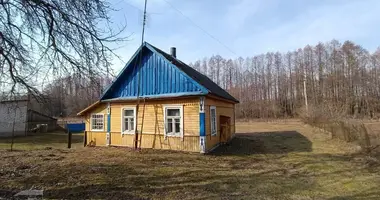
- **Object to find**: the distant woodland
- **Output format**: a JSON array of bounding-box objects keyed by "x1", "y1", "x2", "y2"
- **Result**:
[
  {"x1": 190, "y1": 40, "x2": 380, "y2": 119},
  {"x1": 22, "y1": 40, "x2": 380, "y2": 119}
]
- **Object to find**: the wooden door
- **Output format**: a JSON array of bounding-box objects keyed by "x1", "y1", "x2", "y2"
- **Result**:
[{"x1": 219, "y1": 115, "x2": 231, "y2": 143}]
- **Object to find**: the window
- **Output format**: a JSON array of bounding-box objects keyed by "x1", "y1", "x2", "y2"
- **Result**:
[
  {"x1": 91, "y1": 113, "x2": 104, "y2": 131},
  {"x1": 210, "y1": 106, "x2": 217, "y2": 136},
  {"x1": 164, "y1": 105, "x2": 183, "y2": 137},
  {"x1": 121, "y1": 107, "x2": 136, "y2": 134}
]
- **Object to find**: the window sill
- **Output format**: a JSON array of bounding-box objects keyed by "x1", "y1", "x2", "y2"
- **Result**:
[
  {"x1": 121, "y1": 131, "x2": 135, "y2": 135},
  {"x1": 91, "y1": 129, "x2": 104, "y2": 132},
  {"x1": 165, "y1": 134, "x2": 182, "y2": 138}
]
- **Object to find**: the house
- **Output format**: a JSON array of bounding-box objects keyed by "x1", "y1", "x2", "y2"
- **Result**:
[
  {"x1": 77, "y1": 42, "x2": 239, "y2": 153},
  {"x1": 0, "y1": 98, "x2": 58, "y2": 137}
]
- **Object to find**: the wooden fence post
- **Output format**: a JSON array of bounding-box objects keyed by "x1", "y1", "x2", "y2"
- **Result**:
[
  {"x1": 11, "y1": 121, "x2": 15, "y2": 151},
  {"x1": 83, "y1": 131, "x2": 87, "y2": 147},
  {"x1": 68, "y1": 131, "x2": 72, "y2": 149}
]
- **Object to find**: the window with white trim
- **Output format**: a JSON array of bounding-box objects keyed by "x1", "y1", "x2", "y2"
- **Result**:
[
  {"x1": 210, "y1": 106, "x2": 217, "y2": 136},
  {"x1": 122, "y1": 107, "x2": 136, "y2": 134},
  {"x1": 164, "y1": 105, "x2": 183, "y2": 137},
  {"x1": 91, "y1": 113, "x2": 104, "y2": 131}
]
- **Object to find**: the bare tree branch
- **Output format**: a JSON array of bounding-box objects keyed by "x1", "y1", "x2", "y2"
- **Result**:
[{"x1": 0, "y1": 0, "x2": 126, "y2": 99}]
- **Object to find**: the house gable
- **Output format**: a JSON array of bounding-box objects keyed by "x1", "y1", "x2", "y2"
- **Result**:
[{"x1": 101, "y1": 44, "x2": 208, "y2": 100}]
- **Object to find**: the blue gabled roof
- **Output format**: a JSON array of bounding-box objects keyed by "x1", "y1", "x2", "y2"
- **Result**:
[{"x1": 101, "y1": 42, "x2": 239, "y2": 103}]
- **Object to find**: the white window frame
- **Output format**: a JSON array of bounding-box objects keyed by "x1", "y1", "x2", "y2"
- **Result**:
[
  {"x1": 163, "y1": 105, "x2": 183, "y2": 138},
  {"x1": 210, "y1": 106, "x2": 217, "y2": 136},
  {"x1": 121, "y1": 106, "x2": 137, "y2": 134},
  {"x1": 90, "y1": 113, "x2": 105, "y2": 132}
]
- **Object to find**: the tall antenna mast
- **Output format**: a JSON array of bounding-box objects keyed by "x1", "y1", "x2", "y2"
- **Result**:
[
  {"x1": 141, "y1": 0, "x2": 148, "y2": 45},
  {"x1": 134, "y1": 0, "x2": 148, "y2": 149}
]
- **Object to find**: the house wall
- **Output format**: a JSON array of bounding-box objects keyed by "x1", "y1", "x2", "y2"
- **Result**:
[
  {"x1": 0, "y1": 101, "x2": 28, "y2": 137},
  {"x1": 204, "y1": 97, "x2": 235, "y2": 151},
  {"x1": 85, "y1": 97, "x2": 200, "y2": 152}
]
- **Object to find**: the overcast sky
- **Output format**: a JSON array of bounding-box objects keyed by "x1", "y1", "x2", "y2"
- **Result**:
[{"x1": 108, "y1": 0, "x2": 380, "y2": 72}]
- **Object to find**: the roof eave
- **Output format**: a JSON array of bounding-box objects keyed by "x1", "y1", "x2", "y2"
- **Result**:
[
  {"x1": 77, "y1": 100, "x2": 101, "y2": 116},
  {"x1": 207, "y1": 94, "x2": 239, "y2": 104},
  {"x1": 102, "y1": 92, "x2": 207, "y2": 102}
]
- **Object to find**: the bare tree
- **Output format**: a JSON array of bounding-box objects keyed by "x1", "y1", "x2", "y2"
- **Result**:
[
  {"x1": 0, "y1": 0, "x2": 125, "y2": 99},
  {"x1": 190, "y1": 40, "x2": 380, "y2": 119}
]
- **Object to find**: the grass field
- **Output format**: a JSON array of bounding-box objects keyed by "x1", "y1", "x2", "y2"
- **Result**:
[
  {"x1": 0, "y1": 132, "x2": 84, "y2": 150},
  {"x1": 1, "y1": 121, "x2": 379, "y2": 199}
]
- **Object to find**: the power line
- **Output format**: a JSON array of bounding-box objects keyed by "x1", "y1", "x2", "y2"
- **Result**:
[{"x1": 161, "y1": 0, "x2": 236, "y2": 56}]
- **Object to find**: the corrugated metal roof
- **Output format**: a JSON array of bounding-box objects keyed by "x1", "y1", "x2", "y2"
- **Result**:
[
  {"x1": 100, "y1": 42, "x2": 239, "y2": 103},
  {"x1": 148, "y1": 43, "x2": 239, "y2": 103},
  {"x1": 102, "y1": 47, "x2": 207, "y2": 100}
]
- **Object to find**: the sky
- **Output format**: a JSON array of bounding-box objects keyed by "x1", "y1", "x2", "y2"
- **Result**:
[{"x1": 108, "y1": 0, "x2": 380, "y2": 72}]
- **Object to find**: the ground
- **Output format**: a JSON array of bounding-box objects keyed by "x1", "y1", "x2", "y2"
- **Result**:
[{"x1": 0, "y1": 121, "x2": 379, "y2": 199}]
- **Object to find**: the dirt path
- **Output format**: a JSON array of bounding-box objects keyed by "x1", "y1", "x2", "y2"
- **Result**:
[{"x1": 1, "y1": 121, "x2": 379, "y2": 199}]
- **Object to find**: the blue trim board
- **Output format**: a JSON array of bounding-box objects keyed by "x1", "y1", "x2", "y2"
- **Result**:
[
  {"x1": 101, "y1": 92, "x2": 205, "y2": 102},
  {"x1": 107, "y1": 114, "x2": 111, "y2": 132},
  {"x1": 199, "y1": 113, "x2": 205, "y2": 136}
]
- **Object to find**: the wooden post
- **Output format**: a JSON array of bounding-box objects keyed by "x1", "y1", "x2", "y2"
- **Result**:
[
  {"x1": 66, "y1": 122, "x2": 72, "y2": 149},
  {"x1": 11, "y1": 121, "x2": 15, "y2": 151},
  {"x1": 68, "y1": 131, "x2": 72, "y2": 149},
  {"x1": 83, "y1": 131, "x2": 87, "y2": 147}
]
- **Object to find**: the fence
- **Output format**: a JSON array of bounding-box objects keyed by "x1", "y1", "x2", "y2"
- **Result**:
[
  {"x1": 27, "y1": 110, "x2": 58, "y2": 132},
  {"x1": 66, "y1": 123, "x2": 85, "y2": 133},
  {"x1": 305, "y1": 118, "x2": 380, "y2": 154},
  {"x1": 57, "y1": 117, "x2": 85, "y2": 133}
]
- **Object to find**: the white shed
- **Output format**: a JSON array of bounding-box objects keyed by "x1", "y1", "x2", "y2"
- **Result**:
[{"x1": 0, "y1": 100, "x2": 28, "y2": 137}]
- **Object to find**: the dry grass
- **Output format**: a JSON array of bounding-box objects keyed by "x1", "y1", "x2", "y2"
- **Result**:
[
  {"x1": 0, "y1": 132, "x2": 84, "y2": 150},
  {"x1": 1, "y1": 121, "x2": 380, "y2": 199}
]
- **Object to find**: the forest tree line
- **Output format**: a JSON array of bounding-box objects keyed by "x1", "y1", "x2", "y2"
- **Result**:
[
  {"x1": 190, "y1": 40, "x2": 380, "y2": 119},
  {"x1": 24, "y1": 74, "x2": 112, "y2": 117},
  {"x1": 25, "y1": 40, "x2": 380, "y2": 119}
]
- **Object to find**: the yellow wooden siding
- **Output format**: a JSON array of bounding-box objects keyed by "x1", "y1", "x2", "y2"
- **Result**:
[
  {"x1": 205, "y1": 97, "x2": 236, "y2": 151},
  {"x1": 109, "y1": 133, "x2": 199, "y2": 152},
  {"x1": 86, "y1": 131, "x2": 107, "y2": 146},
  {"x1": 84, "y1": 98, "x2": 200, "y2": 152},
  {"x1": 84, "y1": 103, "x2": 108, "y2": 131},
  {"x1": 84, "y1": 103, "x2": 108, "y2": 146}
]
